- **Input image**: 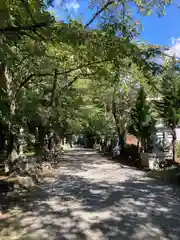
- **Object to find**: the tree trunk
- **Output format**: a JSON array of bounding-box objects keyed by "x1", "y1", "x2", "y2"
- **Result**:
[
  {"x1": 50, "y1": 68, "x2": 58, "y2": 108},
  {"x1": 5, "y1": 66, "x2": 19, "y2": 170},
  {"x1": 141, "y1": 137, "x2": 146, "y2": 152},
  {"x1": 19, "y1": 127, "x2": 25, "y2": 156},
  {"x1": 172, "y1": 127, "x2": 176, "y2": 163},
  {"x1": 112, "y1": 98, "x2": 124, "y2": 155},
  {"x1": 35, "y1": 125, "x2": 46, "y2": 157},
  {"x1": 137, "y1": 139, "x2": 140, "y2": 153},
  {"x1": 0, "y1": 130, "x2": 5, "y2": 155}
]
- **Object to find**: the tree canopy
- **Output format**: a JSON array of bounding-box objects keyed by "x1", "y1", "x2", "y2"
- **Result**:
[{"x1": 0, "y1": 0, "x2": 178, "y2": 170}]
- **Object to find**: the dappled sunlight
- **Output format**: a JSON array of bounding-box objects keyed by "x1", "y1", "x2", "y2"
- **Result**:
[
  {"x1": 1, "y1": 149, "x2": 180, "y2": 239},
  {"x1": 0, "y1": 0, "x2": 179, "y2": 239}
]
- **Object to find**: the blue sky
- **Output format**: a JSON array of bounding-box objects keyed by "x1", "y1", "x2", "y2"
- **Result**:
[
  {"x1": 137, "y1": 3, "x2": 180, "y2": 47},
  {"x1": 48, "y1": 0, "x2": 180, "y2": 54}
]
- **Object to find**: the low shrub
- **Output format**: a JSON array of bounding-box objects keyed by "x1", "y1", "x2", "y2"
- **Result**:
[{"x1": 176, "y1": 141, "x2": 180, "y2": 158}]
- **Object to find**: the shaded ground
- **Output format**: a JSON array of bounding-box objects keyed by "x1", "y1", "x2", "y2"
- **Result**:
[{"x1": 1, "y1": 148, "x2": 180, "y2": 239}]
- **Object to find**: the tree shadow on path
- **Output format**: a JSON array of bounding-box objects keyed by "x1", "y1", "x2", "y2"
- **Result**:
[{"x1": 1, "y1": 150, "x2": 180, "y2": 239}]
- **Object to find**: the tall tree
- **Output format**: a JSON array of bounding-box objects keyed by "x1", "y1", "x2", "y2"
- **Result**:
[
  {"x1": 129, "y1": 86, "x2": 155, "y2": 152},
  {"x1": 155, "y1": 58, "x2": 180, "y2": 162}
]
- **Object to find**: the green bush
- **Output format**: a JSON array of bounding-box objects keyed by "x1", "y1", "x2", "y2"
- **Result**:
[{"x1": 176, "y1": 141, "x2": 180, "y2": 158}]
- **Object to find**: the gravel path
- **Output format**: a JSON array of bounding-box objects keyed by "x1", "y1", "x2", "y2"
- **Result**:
[{"x1": 1, "y1": 148, "x2": 180, "y2": 240}]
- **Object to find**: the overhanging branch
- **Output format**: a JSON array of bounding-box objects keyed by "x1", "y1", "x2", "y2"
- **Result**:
[
  {"x1": 20, "y1": 0, "x2": 36, "y2": 24},
  {"x1": 60, "y1": 70, "x2": 98, "y2": 91},
  {"x1": 19, "y1": 0, "x2": 47, "y2": 40},
  {"x1": 16, "y1": 72, "x2": 53, "y2": 93},
  {"x1": 16, "y1": 59, "x2": 111, "y2": 93},
  {"x1": 0, "y1": 22, "x2": 51, "y2": 33},
  {"x1": 85, "y1": 0, "x2": 114, "y2": 28},
  {"x1": 14, "y1": 54, "x2": 31, "y2": 69},
  {"x1": 61, "y1": 77, "x2": 78, "y2": 91},
  {"x1": 58, "y1": 59, "x2": 111, "y2": 76}
]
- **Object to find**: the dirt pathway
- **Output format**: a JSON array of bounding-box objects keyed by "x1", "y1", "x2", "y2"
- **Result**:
[{"x1": 1, "y1": 148, "x2": 180, "y2": 240}]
